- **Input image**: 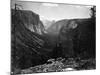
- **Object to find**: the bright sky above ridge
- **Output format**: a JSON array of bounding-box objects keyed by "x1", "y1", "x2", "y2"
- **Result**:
[{"x1": 11, "y1": 0, "x2": 92, "y2": 21}]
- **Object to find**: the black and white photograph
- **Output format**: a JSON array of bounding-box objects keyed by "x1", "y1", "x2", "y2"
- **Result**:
[{"x1": 11, "y1": 0, "x2": 96, "y2": 74}]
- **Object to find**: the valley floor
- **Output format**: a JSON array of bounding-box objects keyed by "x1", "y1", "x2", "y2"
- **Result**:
[{"x1": 17, "y1": 57, "x2": 96, "y2": 74}]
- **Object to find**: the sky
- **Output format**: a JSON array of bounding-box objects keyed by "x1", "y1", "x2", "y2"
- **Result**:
[{"x1": 11, "y1": 0, "x2": 93, "y2": 21}]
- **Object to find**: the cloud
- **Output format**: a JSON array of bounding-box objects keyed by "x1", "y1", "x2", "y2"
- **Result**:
[
  {"x1": 42, "y1": 3, "x2": 58, "y2": 7},
  {"x1": 75, "y1": 5, "x2": 92, "y2": 8}
]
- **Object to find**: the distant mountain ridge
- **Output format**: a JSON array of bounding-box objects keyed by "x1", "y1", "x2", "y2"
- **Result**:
[
  {"x1": 47, "y1": 19, "x2": 69, "y2": 35},
  {"x1": 41, "y1": 19, "x2": 56, "y2": 29}
]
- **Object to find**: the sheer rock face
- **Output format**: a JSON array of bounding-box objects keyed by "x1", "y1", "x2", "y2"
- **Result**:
[
  {"x1": 12, "y1": 9, "x2": 46, "y2": 35},
  {"x1": 11, "y1": 9, "x2": 49, "y2": 70}
]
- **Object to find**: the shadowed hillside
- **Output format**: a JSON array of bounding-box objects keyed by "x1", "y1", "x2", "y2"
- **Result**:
[
  {"x1": 11, "y1": 9, "x2": 52, "y2": 73},
  {"x1": 59, "y1": 18, "x2": 95, "y2": 58},
  {"x1": 47, "y1": 18, "x2": 95, "y2": 58}
]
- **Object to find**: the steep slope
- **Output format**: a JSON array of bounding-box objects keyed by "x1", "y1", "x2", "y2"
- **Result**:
[{"x1": 11, "y1": 9, "x2": 51, "y2": 72}]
